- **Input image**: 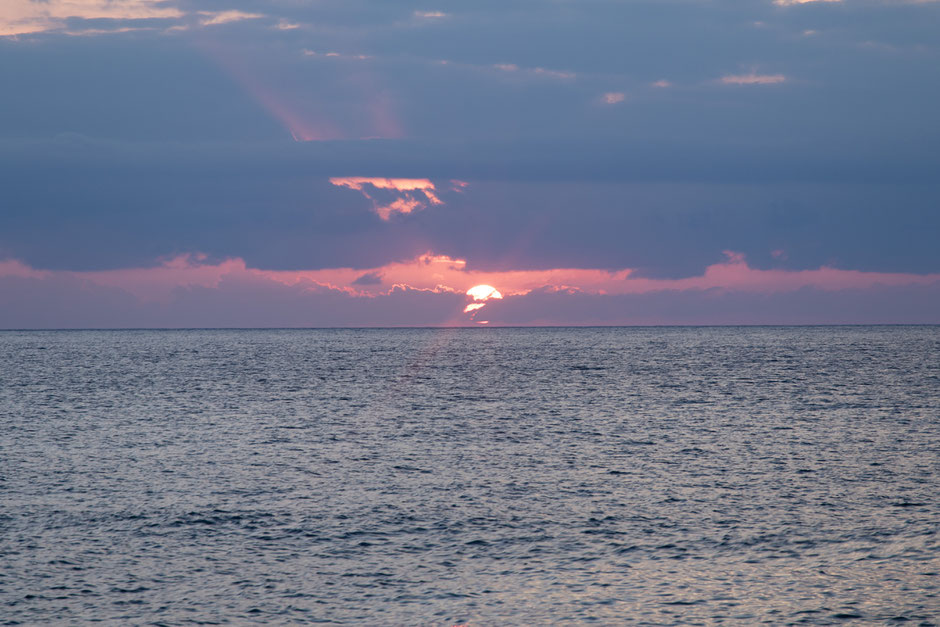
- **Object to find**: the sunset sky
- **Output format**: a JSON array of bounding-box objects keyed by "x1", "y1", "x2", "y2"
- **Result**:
[{"x1": 1, "y1": 0, "x2": 939, "y2": 327}]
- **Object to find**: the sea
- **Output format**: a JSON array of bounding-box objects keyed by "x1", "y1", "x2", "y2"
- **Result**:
[{"x1": 0, "y1": 327, "x2": 937, "y2": 625}]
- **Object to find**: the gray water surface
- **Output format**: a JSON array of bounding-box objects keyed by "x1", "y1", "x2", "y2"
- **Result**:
[{"x1": 1, "y1": 327, "x2": 938, "y2": 625}]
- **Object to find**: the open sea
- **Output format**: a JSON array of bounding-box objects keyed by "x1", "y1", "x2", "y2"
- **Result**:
[{"x1": 0, "y1": 327, "x2": 937, "y2": 626}]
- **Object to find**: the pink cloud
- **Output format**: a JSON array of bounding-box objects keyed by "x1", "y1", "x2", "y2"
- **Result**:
[
  {"x1": 2, "y1": 252, "x2": 939, "y2": 327},
  {"x1": 1, "y1": 0, "x2": 182, "y2": 37},
  {"x1": 0, "y1": 259, "x2": 50, "y2": 279},
  {"x1": 6, "y1": 251, "x2": 937, "y2": 304},
  {"x1": 70, "y1": 254, "x2": 248, "y2": 302},
  {"x1": 198, "y1": 10, "x2": 264, "y2": 26},
  {"x1": 0, "y1": 253, "x2": 940, "y2": 328},
  {"x1": 2, "y1": 250, "x2": 927, "y2": 301},
  {"x1": 329, "y1": 177, "x2": 445, "y2": 219}
]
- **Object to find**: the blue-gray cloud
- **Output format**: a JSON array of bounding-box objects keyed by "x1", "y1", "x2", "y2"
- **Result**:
[{"x1": 1, "y1": 0, "x2": 938, "y2": 300}]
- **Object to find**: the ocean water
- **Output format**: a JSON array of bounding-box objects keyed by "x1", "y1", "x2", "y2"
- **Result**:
[{"x1": 0, "y1": 327, "x2": 937, "y2": 626}]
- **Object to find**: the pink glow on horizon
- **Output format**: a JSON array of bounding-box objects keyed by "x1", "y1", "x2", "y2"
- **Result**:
[
  {"x1": 4, "y1": 251, "x2": 938, "y2": 308},
  {"x1": 70, "y1": 255, "x2": 249, "y2": 302}
]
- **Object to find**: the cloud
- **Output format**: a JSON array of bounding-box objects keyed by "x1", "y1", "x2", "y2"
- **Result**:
[
  {"x1": 2, "y1": 0, "x2": 939, "y2": 314},
  {"x1": 720, "y1": 73, "x2": 787, "y2": 85},
  {"x1": 329, "y1": 177, "x2": 445, "y2": 220},
  {"x1": 493, "y1": 63, "x2": 576, "y2": 80},
  {"x1": 0, "y1": 0, "x2": 182, "y2": 37},
  {"x1": 302, "y1": 50, "x2": 372, "y2": 60},
  {"x1": 63, "y1": 26, "x2": 155, "y2": 36},
  {"x1": 773, "y1": 0, "x2": 841, "y2": 6},
  {"x1": 352, "y1": 271, "x2": 384, "y2": 286},
  {"x1": 479, "y1": 282, "x2": 940, "y2": 326},
  {"x1": 602, "y1": 92, "x2": 626, "y2": 104},
  {"x1": 198, "y1": 11, "x2": 265, "y2": 27},
  {"x1": 533, "y1": 67, "x2": 577, "y2": 80},
  {"x1": 2, "y1": 138, "x2": 939, "y2": 279},
  {"x1": 0, "y1": 259, "x2": 49, "y2": 279},
  {"x1": 2, "y1": 251, "x2": 938, "y2": 327},
  {"x1": 64, "y1": 250, "x2": 940, "y2": 299},
  {"x1": 463, "y1": 284, "x2": 503, "y2": 319}
]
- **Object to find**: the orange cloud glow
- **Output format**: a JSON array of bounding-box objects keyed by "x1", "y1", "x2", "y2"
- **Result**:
[{"x1": 330, "y1": 177, "x2": 444, "y2": 220}]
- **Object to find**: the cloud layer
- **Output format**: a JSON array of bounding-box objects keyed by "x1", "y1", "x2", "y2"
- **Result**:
[
  {"x1": 1, "y1": 0, "x2": 938, "y2": 325},
  {"x1": 2, "y1": 253, "x2": 938, "y2": 328}
]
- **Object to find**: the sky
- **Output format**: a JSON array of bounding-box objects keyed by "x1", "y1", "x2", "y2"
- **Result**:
[{"x1": 1, "y1": 0, "x2": 939, "y2": 327}]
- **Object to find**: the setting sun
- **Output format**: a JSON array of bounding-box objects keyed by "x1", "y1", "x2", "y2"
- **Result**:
[
  {"x1": 464, "y1": 284, "x2": 503, "y2": 316},
  {"x1": 466, "y1": 284, "x2": 503, "y2": 301}
]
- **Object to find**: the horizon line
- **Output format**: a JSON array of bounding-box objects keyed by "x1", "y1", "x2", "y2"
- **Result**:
[{"x1": 2, "y1": 324, "x2": 937, "y2": 332}]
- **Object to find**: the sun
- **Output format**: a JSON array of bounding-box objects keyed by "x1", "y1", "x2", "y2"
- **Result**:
[
  {"x1": 466, "y1": 284, "x2": 503, "y2": 301},
  {"x1": 464, "y1": 284, "x2": 503, "y2": 316}
]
